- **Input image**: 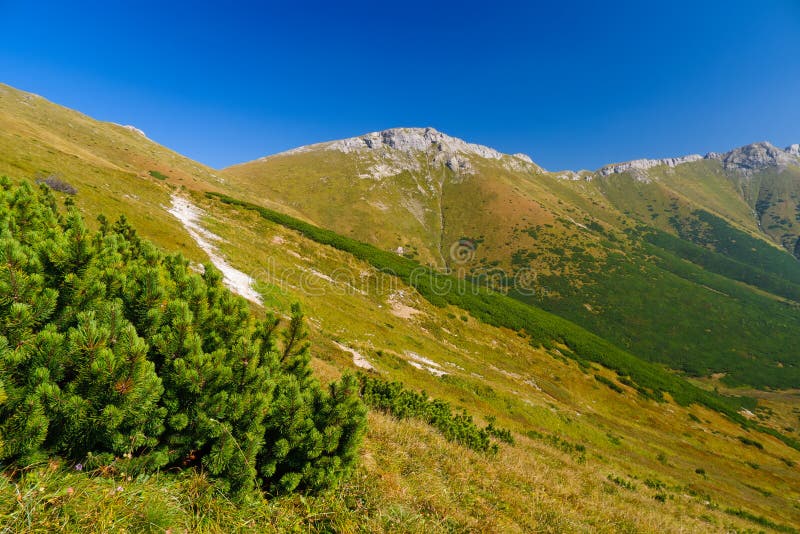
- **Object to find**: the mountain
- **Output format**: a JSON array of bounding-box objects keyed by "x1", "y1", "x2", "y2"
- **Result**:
[
  {"x1": 224, "y1": 127, "x2": 544, "y2": 268},
  {"x1": 224, "y1": 128, "x2": 800, "y2": 390},
  {"x1": 1, "y1": 85, "x2": 799, "y2": 532},
  {"x1": 594, "y1": 141, "x2": 800, "y2": 256},
  {"x1": 0, "y1": 82, "x2": 228, "y2": 258}
]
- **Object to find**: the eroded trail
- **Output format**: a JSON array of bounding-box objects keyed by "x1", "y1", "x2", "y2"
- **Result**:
[{"x1": 167, "y1": 194, "x2": 263, "y2": 304}]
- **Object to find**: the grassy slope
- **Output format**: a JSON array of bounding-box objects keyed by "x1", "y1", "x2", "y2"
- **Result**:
[
  {"x1": 1, "y1": 84, "x2": 799, "y2": 531},
  {"x1": 0, "y1": 82, "x2": 227, "y2": 256},
  {"x1": 8, "y1": 189, "x2": 800, "y2": 532},
  {"x1": 223, "y1": 145, "x2": 800, "y2": 389}
]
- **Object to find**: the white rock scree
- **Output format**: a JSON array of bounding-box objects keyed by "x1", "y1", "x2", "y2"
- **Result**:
[{"x1": 167, "y1": 195, "x2": 263, "y2": 305}]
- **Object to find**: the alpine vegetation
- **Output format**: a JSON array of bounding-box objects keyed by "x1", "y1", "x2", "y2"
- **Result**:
[{"x1": 0, "y1": 179, "x2": 367, "y2": 498}]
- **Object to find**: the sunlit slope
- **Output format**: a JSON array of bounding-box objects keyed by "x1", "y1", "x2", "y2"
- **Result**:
[
  {"x1": 0, "y1": 82, "x2": 227, "y2": 253},
  {"x1": 171, "y1": 190, "x2": 800, "y2": 531},
  {"x1": 224, "y1": 133, "x2": 800, "y2": 389},
  {"x1": 0, "y1": 84, "x2": 798, "y2": 530},
  {"x1": 732, "y1": 165, "x2": 800, "y2": 254}
]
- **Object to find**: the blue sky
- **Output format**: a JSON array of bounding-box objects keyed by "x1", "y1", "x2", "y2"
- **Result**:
[{"x1": 1, "y1": 0, "x2": 798, "y2": 171}]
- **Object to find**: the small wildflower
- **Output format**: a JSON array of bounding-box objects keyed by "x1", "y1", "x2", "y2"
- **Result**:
[
  {"x1": 66, "y1": 487, "x2": 74, "y2": 496},
  {"x1": 74, "y1": 463, "x2": 83, "y2": 471},
  {"x1": 116, "y1": 486, "x2": 124, "y2": 493}
]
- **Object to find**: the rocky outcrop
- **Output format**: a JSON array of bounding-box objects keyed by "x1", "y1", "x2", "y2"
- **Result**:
[
  {"x1": 589, "y1": 141, "x2": 800, "y2": 181},
  {"x1": 266, "y1": 127, "x2": 540, "y2": 178},
  {"x1": 328, "y1": 127, "x2": 513, "y2": 160},
  {"x1": 597, "y1": 154, "x2": 703, "y2": 178},
  {"x1": 709, "y1": 141, "x2": 800, "y2": 173},
  {"x1": 556, "y1": 170, "x2": 592, "y2": 181},
  {"x1": 328, "y1": 127, "x2": 540, "y2": 176},
  {"x1": 120, "y1": 124, "x2": 147, "y2": 138}
]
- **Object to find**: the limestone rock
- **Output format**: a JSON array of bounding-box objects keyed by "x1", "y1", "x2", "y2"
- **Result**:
[
  {"x1": 717, "y1": 141, "x2": 799, "y2": 173},
  {"x1": 121, "y1": 124, "x2": 147, "y2": 138},
  {"x1": 597, "y1": 155, "x2": 703, "y2": 177}
]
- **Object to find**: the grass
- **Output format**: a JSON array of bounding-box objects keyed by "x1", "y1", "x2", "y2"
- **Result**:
[
  {"x1": 3, "y1": 408, "x2": 798, "y2": 533},
  {"x1": 220, "y1": 136, "x2": 800, "y2": 393},
  {"x1": 204, "y1": 192, "x2": 764, "y2": 417},
  {"x1": 2, "y1": 186, "x2": 799, "y2": 531},
  {"x1": 2, "y1": 82, "x2": 800, "y2": 531}
]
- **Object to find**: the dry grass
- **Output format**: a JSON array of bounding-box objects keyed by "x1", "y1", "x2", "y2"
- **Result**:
[{"x1": 0, "y1": 82, "x2": 798, "y2": 532}]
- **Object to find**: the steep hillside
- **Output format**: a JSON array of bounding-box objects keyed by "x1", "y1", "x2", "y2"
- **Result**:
[
  {"x1": 224, "y1": 127, "x2": 546, "y2": 268},
  {"x1": 1, "y1": 84, "x2": 799, "y2": 532},
  {"x1": 0, "y1": 82, "x2": 226, "y2": 252},
  {"x1": 224, "y1": 130, "x2": 800, "y2": 389}
]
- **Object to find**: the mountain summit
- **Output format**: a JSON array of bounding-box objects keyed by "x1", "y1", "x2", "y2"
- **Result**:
[
  {"x1": 598, "y1": 141, "x2": 800, "y2": 178},
  {"x1": 708, "y1": 141, "x2": 800, "y2": 173},
  {"x1": 260, "y1": 127, "x2": 540, "y2": 176}
]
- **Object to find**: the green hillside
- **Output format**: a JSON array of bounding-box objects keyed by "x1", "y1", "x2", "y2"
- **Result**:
[
  {"x1": 1, "y1": 85, "x2": 800, "y2": 532},
  {"x1": 224, "y1": 132, "x2": 800, "y2": 389}
]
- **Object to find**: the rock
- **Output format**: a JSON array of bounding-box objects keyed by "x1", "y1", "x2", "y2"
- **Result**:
[
  {"x1": 268, "y1": 127, "x2": 542, "y2": 179},
  {"x1": 597, "y1": 154, "x2": 703, "y2": 178},
  {"x1": 120, "y1": 124, "x2": 147, "y2": 138},
  {"x1": 717, "y1": 141, "x2": 800, "y2": 173},
  {"x1": 594, "y1": 142, "x2": 800, "y2": 180},
  {"x1": 444, "y1": 153, "x2": 474, "y2": 173},
  {"x1": 556, "y1": 170, "x2": 592, "y2": 181},
  {"x1": 327, "y1": 127, "x2": 509, "y2": 160}
]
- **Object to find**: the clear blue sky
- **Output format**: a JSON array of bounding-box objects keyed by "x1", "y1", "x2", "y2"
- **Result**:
[{"x1": 1, "y1": 0, "x2": 799, "y2": 171}]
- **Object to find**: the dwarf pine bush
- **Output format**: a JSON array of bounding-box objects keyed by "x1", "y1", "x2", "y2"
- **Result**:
[
  {"x1": 0, "y1": 179, "x2": 366, "y2": 497},
  {"x1": 357, "y1": 372, "x2": 511, "y2": 454}
]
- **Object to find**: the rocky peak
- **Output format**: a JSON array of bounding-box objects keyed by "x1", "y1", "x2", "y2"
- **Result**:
[
  {"x1": 588, "y1": 141, "x2": 800, "y2": 181},
  {"x1": 709, "y1": 141, "x2": 800, "y2": 173},
  {"x1": 267, "y1": 127, "x2": 540, "y2": 179},
  {"x1": 327, "y1": 127, "x2": 534, "y2": 164}
]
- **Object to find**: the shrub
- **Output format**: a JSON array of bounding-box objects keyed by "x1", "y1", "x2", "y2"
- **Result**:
[
  {"x1": 485, "y1": 416, "x2": 515, "y2": 445},
  {"x1": 34, "y1": 173, "x2": 77, "y2": 195},
  {"x1": 607, "y1": 474, "x2": 636, "y2": 491},
  {"x1": 0, "y1": 179, "x2": 367, "y2": 497},
  {"x1": 357, "y1": 373, "x2": 510, "y2": 454},
  {"x1": 526, "y1": 429, "x2": 586, "y2": 461},
  {"x1": 594, "y1": 374, "x2": 623, "y2": 393},
  {"x1": 738, "y1": 436, "x2": 764, "y2": 450},
  {"x1": 643, "y1": 478, "x2": 665, "y2": 490},
  {"x1": 724, "y1": 508, "x2": 798, "y2": 533}
]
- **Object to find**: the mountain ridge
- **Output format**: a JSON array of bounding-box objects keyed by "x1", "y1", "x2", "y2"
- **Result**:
[
  {"x1": 2, "y1": 81, "x2": 800, "y2": 531},
  {"x1": 243, "y1": 126, "x2": 541, "y2": 177},
  {"x1": 235, "y1": 125, "x2": 798, "y2": 181}
]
